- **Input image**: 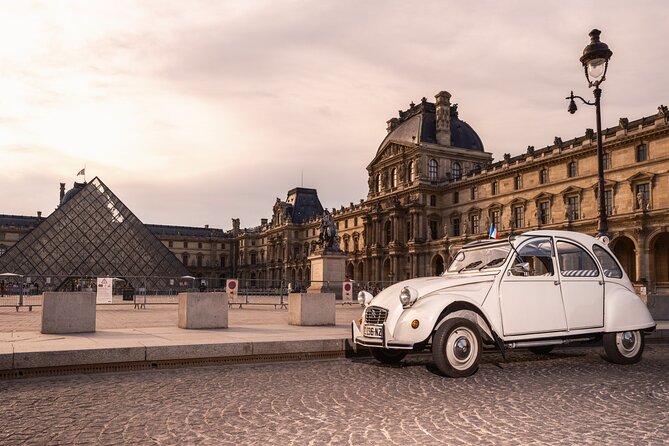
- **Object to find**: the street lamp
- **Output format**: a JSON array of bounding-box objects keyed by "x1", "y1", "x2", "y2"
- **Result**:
[{"x1": 566, "y1": 29, "x2": 613, "y2": 242}]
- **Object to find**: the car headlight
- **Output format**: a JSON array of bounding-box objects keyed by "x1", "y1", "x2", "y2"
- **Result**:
[
  {"x1": 358, "y1": 291, "x2": 373, "y2": 306},
  {"x1": 399, "y1": 286, "x2": 418, "y2": 307}
]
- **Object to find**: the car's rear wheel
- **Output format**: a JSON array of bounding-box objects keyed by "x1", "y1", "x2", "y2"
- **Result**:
[
  {"x1": 432, "y1": 318, "x2": 481, "y2": 378},
  {"x1": 370, "y1": 347, "x2": 408, "y2": 364},
  {"x1": 528, "y1": 345, "x2": 555, "y2": 355},
  {"x1": 603, "y1": 330, "x2": 644, "y2": 364}
]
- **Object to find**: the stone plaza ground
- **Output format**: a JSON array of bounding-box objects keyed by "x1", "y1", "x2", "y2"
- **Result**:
[{"x1": 1, "y1": 343, "x2": 668, "y2": 445}]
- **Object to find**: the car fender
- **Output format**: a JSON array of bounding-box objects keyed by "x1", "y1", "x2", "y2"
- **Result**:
[
  {"x1": 604, "y1": 283, "x2": 656, "y2": 332},
  {"x1": 393, "y1": 294, "x2": 493, "y2": 345}
]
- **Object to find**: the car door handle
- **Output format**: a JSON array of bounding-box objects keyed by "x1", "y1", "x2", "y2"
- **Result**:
[{"x1": 553, "y1": 281, "x2": 560, "y2": 286}]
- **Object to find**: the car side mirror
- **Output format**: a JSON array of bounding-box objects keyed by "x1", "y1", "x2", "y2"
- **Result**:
[{"x1": 509, "y1": 262, "x2": 530, "y2": 276}]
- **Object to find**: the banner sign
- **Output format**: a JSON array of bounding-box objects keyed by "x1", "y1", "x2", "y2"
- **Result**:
[
  {"x1": 226, "y1": 279, "x2": 239, "y2": 301},
  {"x1": 96, "y1": 277, "x2": 113, "y2": 304},
  {"x1": 342, "y1": 280, "x2": 353, "y2": 301}
]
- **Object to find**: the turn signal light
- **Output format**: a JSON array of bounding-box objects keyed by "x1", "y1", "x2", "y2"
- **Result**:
[{"x1": 411, "y1": 319, "x2": 420, "y2": 329}]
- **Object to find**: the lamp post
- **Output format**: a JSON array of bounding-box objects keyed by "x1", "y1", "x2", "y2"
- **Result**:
[{"x1": 566, "y1": 29, "x2": 613, "y2": 242}]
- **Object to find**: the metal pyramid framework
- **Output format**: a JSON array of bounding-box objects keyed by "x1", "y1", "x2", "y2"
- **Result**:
[{"x1": 0, "y1": 177, "x2": 190, "y2": 291}]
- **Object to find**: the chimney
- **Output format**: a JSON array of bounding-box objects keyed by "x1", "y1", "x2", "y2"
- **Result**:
[
  {"x1": 37, "y1": 211, "x2": 42, "y2": 219},
  {"x1": 386, "y1": 118, "x2": 400, "y2": 133},
  {"x1": 59, "y1": 183, "x2": 66, "y2": 203},
  {"x1": 204, "y1": 224, "x2": 209, "y2": 229},
  {"x1": 435, "y1": 91, "x2": 452, "y2": 146},
  {"x1": 261, "y1": 218, "x2": 268, "y2": 225}
]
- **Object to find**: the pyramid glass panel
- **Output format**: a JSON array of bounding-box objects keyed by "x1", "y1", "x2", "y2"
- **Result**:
[{"x1": 0, "y1": 177, "x2": 190, "y2": 291}]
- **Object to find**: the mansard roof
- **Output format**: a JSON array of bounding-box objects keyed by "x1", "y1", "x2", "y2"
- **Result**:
[{"x1": 376, "y1": 99, "x2": 484, "y2": 154}]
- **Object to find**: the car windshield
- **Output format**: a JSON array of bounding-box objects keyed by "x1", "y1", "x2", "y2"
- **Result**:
[{"x1": 446, "y1": 242, "x2": 512, "y2": 273}]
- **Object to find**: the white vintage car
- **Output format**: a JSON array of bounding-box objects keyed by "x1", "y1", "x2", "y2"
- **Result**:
[{"x1": 352, "y1": 230, "x2": 656, "y2": 377}]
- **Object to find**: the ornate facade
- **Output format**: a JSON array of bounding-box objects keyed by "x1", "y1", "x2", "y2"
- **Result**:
[{"x1": 1, "y1": 92, "x2": 668, "y2": 315}]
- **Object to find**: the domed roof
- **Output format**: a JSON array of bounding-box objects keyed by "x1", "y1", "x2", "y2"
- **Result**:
[
  {"x1": 377, "y1": 100, "x2": 484, "y2": 154},
  {"x1": 60, "y1": 181, "x2": 86, "y2": 206}
]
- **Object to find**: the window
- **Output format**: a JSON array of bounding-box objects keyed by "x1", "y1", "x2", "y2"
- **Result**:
[
  {"x1": 539, "y1": 201, "x2": 550, "y2": 225},
  {"x1": 471, "y1": 215, "x2": 480, "y2": 234},
  {"x1": 603, "y1": 152, "x2": 612, "y2": 170},
  {"x1": 344, "y1": 219, "x2": 349, "y2": 229},
  {"x1": 491, "y1": 210, "x2": 500, "y2": 229},
  {"x1": 636, "y1": 144, "x2": 648, "y2": 162},
  {"x1": 344, "y1": 238, "x2": 349, "y2": 252},
  {"x1": 183, "y1": 241, "x2": 188, "y2": 248},
  {"x1": 197, "y1": 255, "x2": 203, "y2": 267},
  {"x1": 491, "y1": 181, "x2": 498, "y2": 195},
  {"x1": 168, "y1": 241, "x2": 173, "y2": 248},
  {"x1": 557, "y1": 241, "x2": 599, "y2": 277},
  {"x1": 471, "y1": 186, "x2": 478, "y2": 200},
  {"x1": 429, "y1": 220, "x2": 438, "y2": 240},
  {"x1": 452, "y1": 218, "x2": 460, "y2": 237},
  {"x1": 391, "y1": 168, "x2": 397, "y2": 188},
  {"x1": 453, "y1": 191, "x2": 459, "y2": 204},
  {"x1": 451, "y1": 162, "x2": 461, "y2": 180},
  {"x1": 635, "y1": 183, "x2": 650, "y2": 210},
  {"x1": 408, "y1": 161, "x2": 415, "y2": 182},
  {"x1": 250, "y1": 252, "x2": 257, "y2": 265},
  {"x1": 540, "y1": 168, "x2": 549, "y2": 184},
  {"x1": 181, "y1": 253, "x2": 189, "y2": 266},
  {"x1": 429, "y1": 159, "x2": 438, "y2": 181},
  {"x1": 354, "y1": 217, "x2": 358, "y2": 226},
  {"x1": 430, "y1": 195, "x2": 437, "y2": 206},
  {"x1": 510, "y1": 237, "x2": 554, "y2": 276},
  {"x1": 592, "y1": 245, "x2": 623, "y2": 278},
  {"x1": 220, "y1": 255, "x2": 226, "y2": 267},
  {"x1": 376, "y1": 174, "x2": 381, "y2": 193},
  {"x1": 384, "y1": 221, "x2": 392, "y2": 245},
  {"x1": 514, "y1": 175, "x2": 522, "y2": 190},
  {"x1": 513, "y1": 206, "x2": 524, "y2": 229},
  {"x1": 604, "y1": 190, "x2": 613, "y2": 216},
  {"x1": 198, "y1": 242, "x2": 203, "y2": 249},
  {"x1": 567, "y1": 161, "x2": 577, "y2": 178},
  {"x1": 566, "y1": 196, "x2": 579, "y2": 220}
]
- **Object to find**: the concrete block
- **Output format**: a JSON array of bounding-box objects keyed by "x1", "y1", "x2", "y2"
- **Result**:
[
  {"x1": 288, "y1": 293, "x2": 335, "y2": 326},
  {"x1": 178, "y1": 292, "x2": 228, "y2": 329},
  {"x1": 41, "y1": 292, "x2": 96, "y2": 334},
  {"x1": 0, "y1": 343, "x2": 13, "y2": 370}
]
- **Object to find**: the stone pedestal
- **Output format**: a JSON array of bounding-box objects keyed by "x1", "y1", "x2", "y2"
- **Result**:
[
  {"x1": 41, "y1": 292, "x2": 96, "y2": 334},
  {"x1": 288, "y1": 293, "x2": 335, "y2": 326},
  {"x1": 178, "y1": 292, "x2": 228, "y2": 329},
  {"x1": 307, "y1": 250, "x2": 347, "y2": 298}
]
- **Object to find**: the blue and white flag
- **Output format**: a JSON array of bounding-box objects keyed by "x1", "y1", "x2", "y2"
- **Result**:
[{"x1": 489, "y1": 224, "x2": 498, "y2": 239}]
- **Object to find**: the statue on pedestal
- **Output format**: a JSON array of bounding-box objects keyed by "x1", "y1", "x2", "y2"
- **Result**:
[{"x1": 318, "y1": 209, "x2": 340, "y2": 252}]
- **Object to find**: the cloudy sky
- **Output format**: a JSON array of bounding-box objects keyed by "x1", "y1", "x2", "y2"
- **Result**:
[{"x1": 1, "y1": 0, "x2": 667, "y2": 230}]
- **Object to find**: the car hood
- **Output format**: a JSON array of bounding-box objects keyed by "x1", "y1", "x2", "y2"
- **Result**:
[{"x1": 367, "y1": 274, "x2": 496, "y2": 309}]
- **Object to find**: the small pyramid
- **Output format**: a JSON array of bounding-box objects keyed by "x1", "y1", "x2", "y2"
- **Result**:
[{"x1": 0, "y1": 177, "x2": 190, "y2": 291}]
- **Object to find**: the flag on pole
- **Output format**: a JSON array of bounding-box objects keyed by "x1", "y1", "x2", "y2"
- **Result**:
[
  {"x1": 489, "y1": 224, "x2": 498, "y2": 239},
  {"x1": 77, "y1": 168, "x2": 85, "y2": 176}
]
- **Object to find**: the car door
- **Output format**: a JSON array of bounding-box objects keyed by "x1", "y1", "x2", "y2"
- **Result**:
[
  {"x1": 555, "y1": 239, "x2": 604, "y2": 330},
  {"x1": 499, "y1": 236, "x2": 567, "y2": 336}
]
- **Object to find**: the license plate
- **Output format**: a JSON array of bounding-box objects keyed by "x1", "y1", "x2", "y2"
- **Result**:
[{"x1": 364, "y1": 325, "x2": 383, "y2": 338}]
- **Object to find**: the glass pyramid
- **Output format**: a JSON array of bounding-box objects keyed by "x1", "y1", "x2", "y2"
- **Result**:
[{"x1": 0, "y1": 177, "x2": 190, "y2": 292}]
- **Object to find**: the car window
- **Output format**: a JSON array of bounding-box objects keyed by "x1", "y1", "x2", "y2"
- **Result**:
[
  {"x1": 509, "y1": 237, "x2": 554, "y2": 276},
  {"x1": 447, "y1": 244, "x2": 511, "y2": 273},
  {"x1": 556, "y1": 241, "x2": 600, "y2": 277},
  {"x1": 592, "y1": 245, "x2": 623, "y2": 278}
]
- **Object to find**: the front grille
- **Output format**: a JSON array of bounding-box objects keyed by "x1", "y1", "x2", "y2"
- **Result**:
[{"x1": 365, "y1": 306, "x2": 388, "y2": 325}]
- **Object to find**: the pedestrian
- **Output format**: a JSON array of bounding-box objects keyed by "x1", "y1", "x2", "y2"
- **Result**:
[{"x1": 0, "y1": 280, "x2": 4, "y2": 297}]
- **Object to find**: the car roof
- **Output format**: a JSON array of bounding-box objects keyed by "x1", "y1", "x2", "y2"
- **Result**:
[{"x1": 520, "y1": 230, "x2": 603, "y2": 249}]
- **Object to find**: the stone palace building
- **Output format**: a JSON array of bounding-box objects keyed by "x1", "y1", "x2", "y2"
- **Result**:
[{"x1": 1, "y1": 91, "x2": 668, "y2": 314}]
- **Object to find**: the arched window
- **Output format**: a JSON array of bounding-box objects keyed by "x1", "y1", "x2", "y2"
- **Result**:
[
  {"x1": 429, "y1": 159, "x2": 438, "y2": 181},
  {"x1": 451, "y1": 162, "x2": 461, "y2": 180},
  {"x1": 391, "y1": 168, "x2": 397, "y2": 188}
]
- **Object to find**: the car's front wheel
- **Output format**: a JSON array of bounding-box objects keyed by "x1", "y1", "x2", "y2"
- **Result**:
[
  {"x1": 432, "y1": 318, "x2": 482, "y2": 378},
  {"x1": 603, "y1": 330, "x2": 644, "y2": 364},
  {"x1": 370, "y1": 347, "x2": 408, "y2": 364}
]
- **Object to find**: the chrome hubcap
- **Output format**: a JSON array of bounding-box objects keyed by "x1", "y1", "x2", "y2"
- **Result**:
[
  {"x1": 445, "y1": 327, "x2": 478, "y2": 371},
  {"x1": 616, "y1": 330, "x2": 641, "y2": 358}
]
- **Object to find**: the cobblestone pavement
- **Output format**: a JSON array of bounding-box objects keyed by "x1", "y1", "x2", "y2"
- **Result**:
[{"x1": 1, "y1": 344, "x2": 668, "y2": 445}]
